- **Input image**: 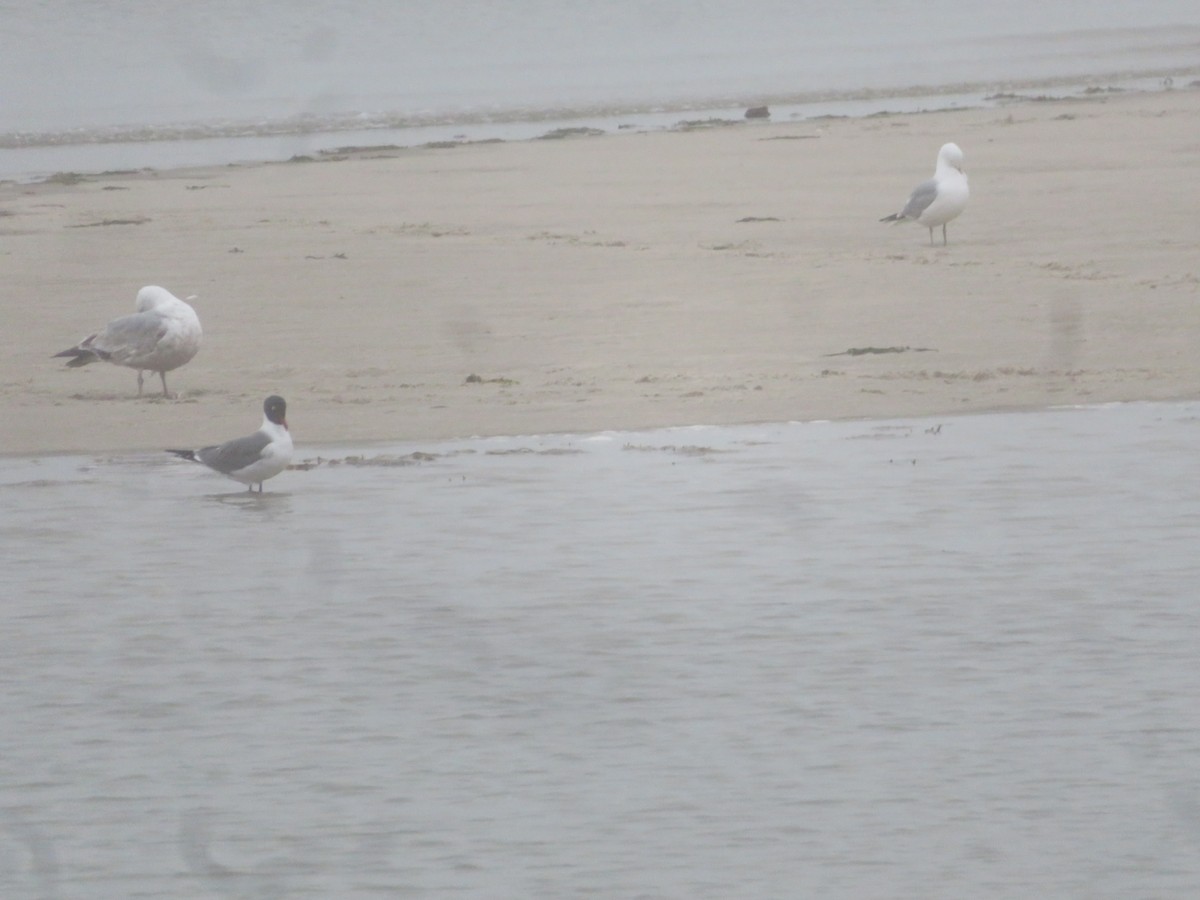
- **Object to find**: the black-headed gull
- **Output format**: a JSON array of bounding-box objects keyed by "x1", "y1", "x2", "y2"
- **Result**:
[
  {"x1": 53, "y1": 285, "x2": 202, "y2": 397},
  {"x1": 168, "y1": 396, "x2": 293, "y2": 492},
  {"x1": 880, "y1": 142, "x2": 969, "y2": 246}
]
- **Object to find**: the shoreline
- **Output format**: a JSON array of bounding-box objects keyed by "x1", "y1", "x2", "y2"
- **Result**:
[
  {"x1": 4, "y1": 70, "x2": 1197, "y2": 185},
  {"x1": 2, "y1": 399, "x2": 1193, "y2": 465},
  {"x1": 3, "y1": 87, "x2": 1199, "y2": 456}
]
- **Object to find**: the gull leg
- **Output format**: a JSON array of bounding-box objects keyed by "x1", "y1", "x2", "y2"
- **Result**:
[
  {"x1": 942, "y1": 224, "x2": 948, "y2": 246},
  {"x1": 137, "y1": 370, "x2": 144, "y2": 396},
  {"x1": 928, "y1": 227, "x2": 935, "y2": 246},
  {"x1": 160, "y1": 371, "x2": 172, "y2": 398}
]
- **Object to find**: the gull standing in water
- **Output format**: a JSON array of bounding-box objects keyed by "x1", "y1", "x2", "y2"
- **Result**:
[
  {"x1": 880, "y1": 142, "x2": 969, "y2": 245},
  {"x1": 168, "y1": 396, "x2": 293, "y2": 492},
  {"x1": 53, "y1": 285, "x2": 202, "y2": 397}
]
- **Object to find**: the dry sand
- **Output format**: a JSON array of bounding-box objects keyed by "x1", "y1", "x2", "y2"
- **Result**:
[{"x1": 3, "y1": 87, "x2": 1199, "y2": 455}]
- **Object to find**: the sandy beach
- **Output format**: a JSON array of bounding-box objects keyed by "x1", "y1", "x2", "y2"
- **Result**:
[{"x1": 3, "y1": 87, "x2": 1199, "y2": 455}]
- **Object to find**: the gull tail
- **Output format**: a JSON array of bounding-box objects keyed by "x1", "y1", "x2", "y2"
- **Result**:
[
  {"x1": 53, "y1": 346, "x2": 104, "y2": 367},
  {"x1": 166, "y1": 449, "x2": 199, "y2": 462},
  {"x1": 54, "y1": 334, "x2": 107, "y2": 366}
]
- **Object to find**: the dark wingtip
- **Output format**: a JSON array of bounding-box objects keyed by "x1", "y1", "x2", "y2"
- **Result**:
[
  {"x1": 54, "y1": 347, "x2": 102, "y2": 366},
  {"x1": 166, "y1": 449, "x2": 198, "y2": 462}
]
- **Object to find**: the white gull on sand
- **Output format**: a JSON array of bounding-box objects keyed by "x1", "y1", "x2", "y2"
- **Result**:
[
  {"x1": 880, "y1": 142, "x2": 969, "y2": 245},
  {"x1": 53, "y1": 285, "x2": 202, "y2": 397},
  {"x1": 167, "y1": 396, "x2": 293, "y2": 493}
]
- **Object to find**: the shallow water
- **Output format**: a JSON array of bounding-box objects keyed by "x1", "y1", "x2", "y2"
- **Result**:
[
  {"x1": 3, "y1": 0, "x2": 1200, "y2": 179},
  {"x1": 3, "y1": 402, "x2": 1200, "y2": 897}
]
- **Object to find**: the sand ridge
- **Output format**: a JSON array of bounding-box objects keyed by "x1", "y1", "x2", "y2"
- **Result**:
[{"x1": 2, "y1": 88, "x2": 1199, "y2": 455}]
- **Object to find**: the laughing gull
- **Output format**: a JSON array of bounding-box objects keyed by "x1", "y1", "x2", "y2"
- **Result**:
[
  {"x1": 168, "y1": 396, "x2": 293, "y2": 492},
  {"x1": 880, "y1": 142, "x2": 969, "y2": 245},
  {"x1": 53, "y1": 285, "x2": 202, "y2": 397}
]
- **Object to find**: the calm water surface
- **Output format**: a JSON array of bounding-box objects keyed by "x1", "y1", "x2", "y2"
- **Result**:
[
  {"x1": 3, "y1": 402, "x2": 1200, "y2": 897},
  {"x1": 3, "y1": 0, "x2": 1200, "y2": 179}
]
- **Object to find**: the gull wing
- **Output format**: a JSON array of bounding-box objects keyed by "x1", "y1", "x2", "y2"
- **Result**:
[
  {"x1": 899, "y1": 178, "x2": 939, "y2": 220},
  {"x1": 88, "y1": 311, "x2": 169, "y2": 367},
  {"x1": 196, "y1": 431, "x2": 272, "y2": 475}
]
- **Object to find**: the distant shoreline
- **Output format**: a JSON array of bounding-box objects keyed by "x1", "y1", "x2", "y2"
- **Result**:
[{"x1": 3, "y1": 68, "x2": 1196, "y2": 184}]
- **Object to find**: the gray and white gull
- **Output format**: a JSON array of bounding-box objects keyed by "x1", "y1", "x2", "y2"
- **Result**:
[
  {"x1": 880, "y1": 142, "x2": 969, "y2": 246},
  {"x1": 54, "y1": 285, "x2": 202, "y2": 397},
  {"x1": 168, "y1": 396, "x2": 293, "y2": 492}
]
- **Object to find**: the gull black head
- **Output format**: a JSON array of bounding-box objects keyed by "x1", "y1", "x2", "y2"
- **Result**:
[{"x1": 264, "y1": 395, "x2": 288, "y2": 429}]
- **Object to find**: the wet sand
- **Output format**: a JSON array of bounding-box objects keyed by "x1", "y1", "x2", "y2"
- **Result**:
[{"x1": 3, "y1": 87, "x2": 1199, "y2": 455}]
